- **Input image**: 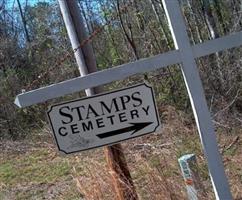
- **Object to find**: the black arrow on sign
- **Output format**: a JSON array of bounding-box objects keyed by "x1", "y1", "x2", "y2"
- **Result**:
[{"x1": 96, "y1": 122, "x2": 153, "y2": 139}]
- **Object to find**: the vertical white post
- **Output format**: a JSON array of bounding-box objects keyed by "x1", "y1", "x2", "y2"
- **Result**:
[{"x1": 162, "y1": 0, "x2": 232, "y2": 199}]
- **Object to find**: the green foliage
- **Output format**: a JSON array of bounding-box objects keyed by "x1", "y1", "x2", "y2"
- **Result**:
[
  {"x1": 0, "y1": 147, "x2": 84, "y2": 200},
  {"x1": 0, "y1": 0, "x2": 241, "y2": 139},
  {"x1": 0, "y1": 149, "x2": 71, "y2": 186}
]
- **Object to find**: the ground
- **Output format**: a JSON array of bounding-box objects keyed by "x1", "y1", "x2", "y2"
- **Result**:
[{"x1": 0, "y1": 106, "x2": 241, "y2": 200}]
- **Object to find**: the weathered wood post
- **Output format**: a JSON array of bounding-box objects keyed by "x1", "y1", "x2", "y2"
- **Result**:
[{"x1": 57, "y1": 1, "x2": 138, "y2": 199}]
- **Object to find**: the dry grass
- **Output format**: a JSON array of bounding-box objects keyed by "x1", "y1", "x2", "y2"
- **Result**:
[{"x1": 0, "y1": 105, "x2": 241, "y2": 199}]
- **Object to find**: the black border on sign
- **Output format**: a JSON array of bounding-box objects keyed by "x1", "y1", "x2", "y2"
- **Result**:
[{"x1": 46, "y1": 83, "x2": 160, "y2": 154}]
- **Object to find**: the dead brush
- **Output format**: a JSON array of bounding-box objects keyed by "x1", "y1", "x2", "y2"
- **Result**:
[
  {"x1": 69, "y1": 105, "x2": 241, "y2": 199},
  {"x1": 71, "y1": 152, "x2": 185, "y2": 200},
  {"x1": 72, "y1": 155, "x2": 116, "y2": 200},
  {"x1": 134, "y1": 154, "x2": 184, "y2": 200}
]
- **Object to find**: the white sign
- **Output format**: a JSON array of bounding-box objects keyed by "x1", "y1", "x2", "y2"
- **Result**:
[{"x1": 47, "y1": 83, "x2": 160, "y2": 154}]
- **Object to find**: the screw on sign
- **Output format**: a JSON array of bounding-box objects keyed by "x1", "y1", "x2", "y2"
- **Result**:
[{"x1": 47, "y1": 84, "x2": 160, "y2": 154}]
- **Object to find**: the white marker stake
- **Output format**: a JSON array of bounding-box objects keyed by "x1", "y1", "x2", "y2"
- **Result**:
[
  {"x1": 178, "y1": 154, "x2": 199, "y2": 200},
  {"x1": 162, "y1": 0, "x2": 232, "y2": 199}
]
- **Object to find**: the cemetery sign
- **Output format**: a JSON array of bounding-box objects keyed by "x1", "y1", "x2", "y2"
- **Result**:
[{"x1": 47, "y1": 83, "x2": 160, "y2": 154}]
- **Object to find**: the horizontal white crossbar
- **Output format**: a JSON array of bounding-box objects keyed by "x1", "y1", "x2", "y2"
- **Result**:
[
  {"x1": 15, "y1": 50, "x2": 180, "y2": 107},
  {"x1": 194, "y1": 31, "x2": 242, "y2": 57},
  {"x1": 15, "y1": 31, "x2": 242, "y2": 107}
]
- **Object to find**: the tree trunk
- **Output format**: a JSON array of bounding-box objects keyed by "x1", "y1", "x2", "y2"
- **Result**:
[
  {"x1": 116, "y1": 0, "x2": 139, "y2": 59},
  {"x1": 201, "y1": 0, "x2": 225, "y2": 93},
  {"x1": 16, "y1": 0, "x2": 30, "y2": 42}
]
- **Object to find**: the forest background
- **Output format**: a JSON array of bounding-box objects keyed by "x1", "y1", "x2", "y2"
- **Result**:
[{"x1": 0, "y1": 0, "x2": 242, "y2": 199}]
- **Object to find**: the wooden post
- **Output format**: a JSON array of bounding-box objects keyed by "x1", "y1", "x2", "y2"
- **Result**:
[{"x1": 57, "y1": 1, "x2": 138, "y2": 199}]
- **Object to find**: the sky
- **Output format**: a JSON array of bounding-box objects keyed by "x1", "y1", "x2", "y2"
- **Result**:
[{"x1": 5, "y1": 0, "x2": 53, "y2": 10}]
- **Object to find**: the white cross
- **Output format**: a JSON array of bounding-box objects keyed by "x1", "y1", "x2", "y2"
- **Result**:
[{"x1": 15, "y1": 0, "x2": 239, "y2": 199}]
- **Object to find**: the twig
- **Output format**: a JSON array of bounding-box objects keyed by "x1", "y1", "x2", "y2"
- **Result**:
[
  {"x1": 133, "y1": 142, "x2": 172, "y2": 150},
  {"x1": 214, "y1": 89, "x2": 240, "y2": 117},
  {"x1": 221, "y1": 136, "x2": 240, "y2": 154},
  {"x1": 212, "y1": 120, "x2": 231, "y2": 129}
]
